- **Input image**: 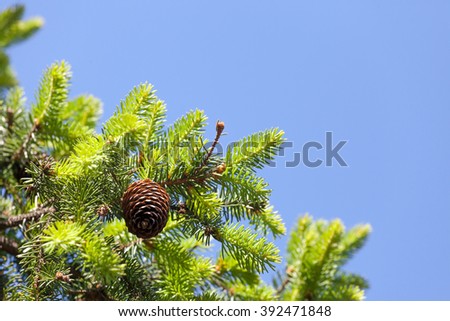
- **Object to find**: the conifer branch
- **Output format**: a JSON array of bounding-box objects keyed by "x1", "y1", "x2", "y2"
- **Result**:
[
  {"x1": 0, "y1": 21, "x2": 372, "y2": 300},
  {"x1": 0, "y1": 206, "x2": 55, "y2": 230},
  {"x1": 0, "y1": 236, "x2": 18, "y2": 255}
]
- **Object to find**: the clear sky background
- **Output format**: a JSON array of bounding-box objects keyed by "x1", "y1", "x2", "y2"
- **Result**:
[{"x1": 4, "y1": 1, "x2": 450, "y2": 300}]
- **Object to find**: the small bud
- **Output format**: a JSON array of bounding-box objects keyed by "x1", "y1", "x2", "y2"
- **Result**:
[
  {"x1": 286, "y1": 265, "x2": 295, "y2": 276},
  {"x1": 248, "y1": 201, "x2": 267, "y2": 214},
  {"x1": 177, "y1": 202, "x2": 187, "y2": 215},
  {"x1": 25, "y1": 185, "x2": 35, "y2": 195},
  {"x1": 215, "y1": 258, "x2": 225, "y2": 273},
  {"x1": 216, "y1": 120, "x2": 225, "y2": 135},
  {"x1": 143, "y1": 239, "x2": 154, "y2": 251},
  {"x1": 55, "y1": 271, "x2": 70, "y2": 282},
  {"x1": 96, "y1": 204, "x2": 110, "y2": 217},
  {"x1": 204, "y1": 226, "x2": 215, "y2": 237},
  {"x1": 106, "y1": 136, "x2": 115, "y2": 144},
  {"x1": 215, "y1": 163, "x2": 227, "y2": 174},
  {"x1": 33, "y1": 119, "x2": 41, "y2": 131}
]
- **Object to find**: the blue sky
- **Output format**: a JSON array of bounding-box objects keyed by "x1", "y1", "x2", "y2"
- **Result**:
[{"x1": 4, "y1": 1, "x2": 450, "y2": 300}]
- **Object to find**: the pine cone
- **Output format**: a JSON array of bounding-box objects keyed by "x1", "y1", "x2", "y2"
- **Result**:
[{"x1": 121, "y1": 179, "x2": 170, "y2": 238}]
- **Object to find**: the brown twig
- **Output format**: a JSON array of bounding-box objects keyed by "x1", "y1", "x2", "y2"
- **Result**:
[
  {"x1": 0, "y1": 236, "x2": 19, "y2": 256},
  {"x1": 119, "y1": 238, "x2": 142, "y2": 251},
  {"x1": 70, "y1": 285, "x2": 112, "y2": 301},
  {"x1": 201, "y1": 120, "x2": 224, "y2": 168},
  {"x1": 33, "y1": 247, "x2": 44, "y2": 301},
  {"x1": 275, "y1": 277, "x2": 290, "y2": 296},
  {"x1": 275, "y1": 266, "x2": 295, "y2": 296},
  {"x1": 30, "y1": 206, "x2": 54, "y2": 301},
  {"x1": 11, "y1": 120, "x2": 40, "y2": 162},
  {"x1": 0, "y1": 206, "x2": 55, "y2": 230},
  {"x1": 212, "y1": 277, "x2": 235, "y2": 296},
  {"x1": 160, "y1": 174, "x2": 208, "y2": 187}
]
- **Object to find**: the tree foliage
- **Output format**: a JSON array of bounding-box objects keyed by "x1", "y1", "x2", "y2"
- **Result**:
[
  {"x1": 0, "y1": 5, "x2": 370, "y2": 301},
  {"x1": 276, "y1": 215, "x2": 371, "y2": 301},
  {"x1": 0, "y1": 4, "x2": 42, "y2": 91}
]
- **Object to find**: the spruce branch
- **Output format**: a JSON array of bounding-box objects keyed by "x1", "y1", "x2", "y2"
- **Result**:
[
  {"x1": 226, "y1": 128, "x2": 284, "y2": 170},
  {"x1": 217, "y1": 223, "x2": 281, "y2": 273},
  {"x1": 0, "y1": 206, "x2": 55, "y2": 230},
  {"x1": 304, "y1": 221, "x2": 342, "y2": 300},
  {"x1": 0, "y1": 5, "x2": 42, "y2": 89},
  {"x1": 0, "y1": 5, "x2": 43, "y2": 49},
  {"x1": 0, "y1": 22, "x2": 372, "y2": 300},
  {"x1": 283, "y1": 215, "x2": 371, "y2": 301},
  {"x1": 9, "y1": 61, "x2": 70, "y2": 163},
  {"x1": 167, "y1": 109, "x2": 207, "y2": 148},
  {"x1": 0, "y1": 236, "x2": 18, "y2": 255}
]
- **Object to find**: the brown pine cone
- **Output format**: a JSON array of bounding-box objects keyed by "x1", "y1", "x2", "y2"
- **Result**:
[{"x1": 121, "y1": 179, "x2": 170, "y2": 238}]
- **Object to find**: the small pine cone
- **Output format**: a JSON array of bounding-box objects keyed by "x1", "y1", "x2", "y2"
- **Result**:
[{"x1": 121, "y1": 179, "x2": 170, "y2": 238}]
